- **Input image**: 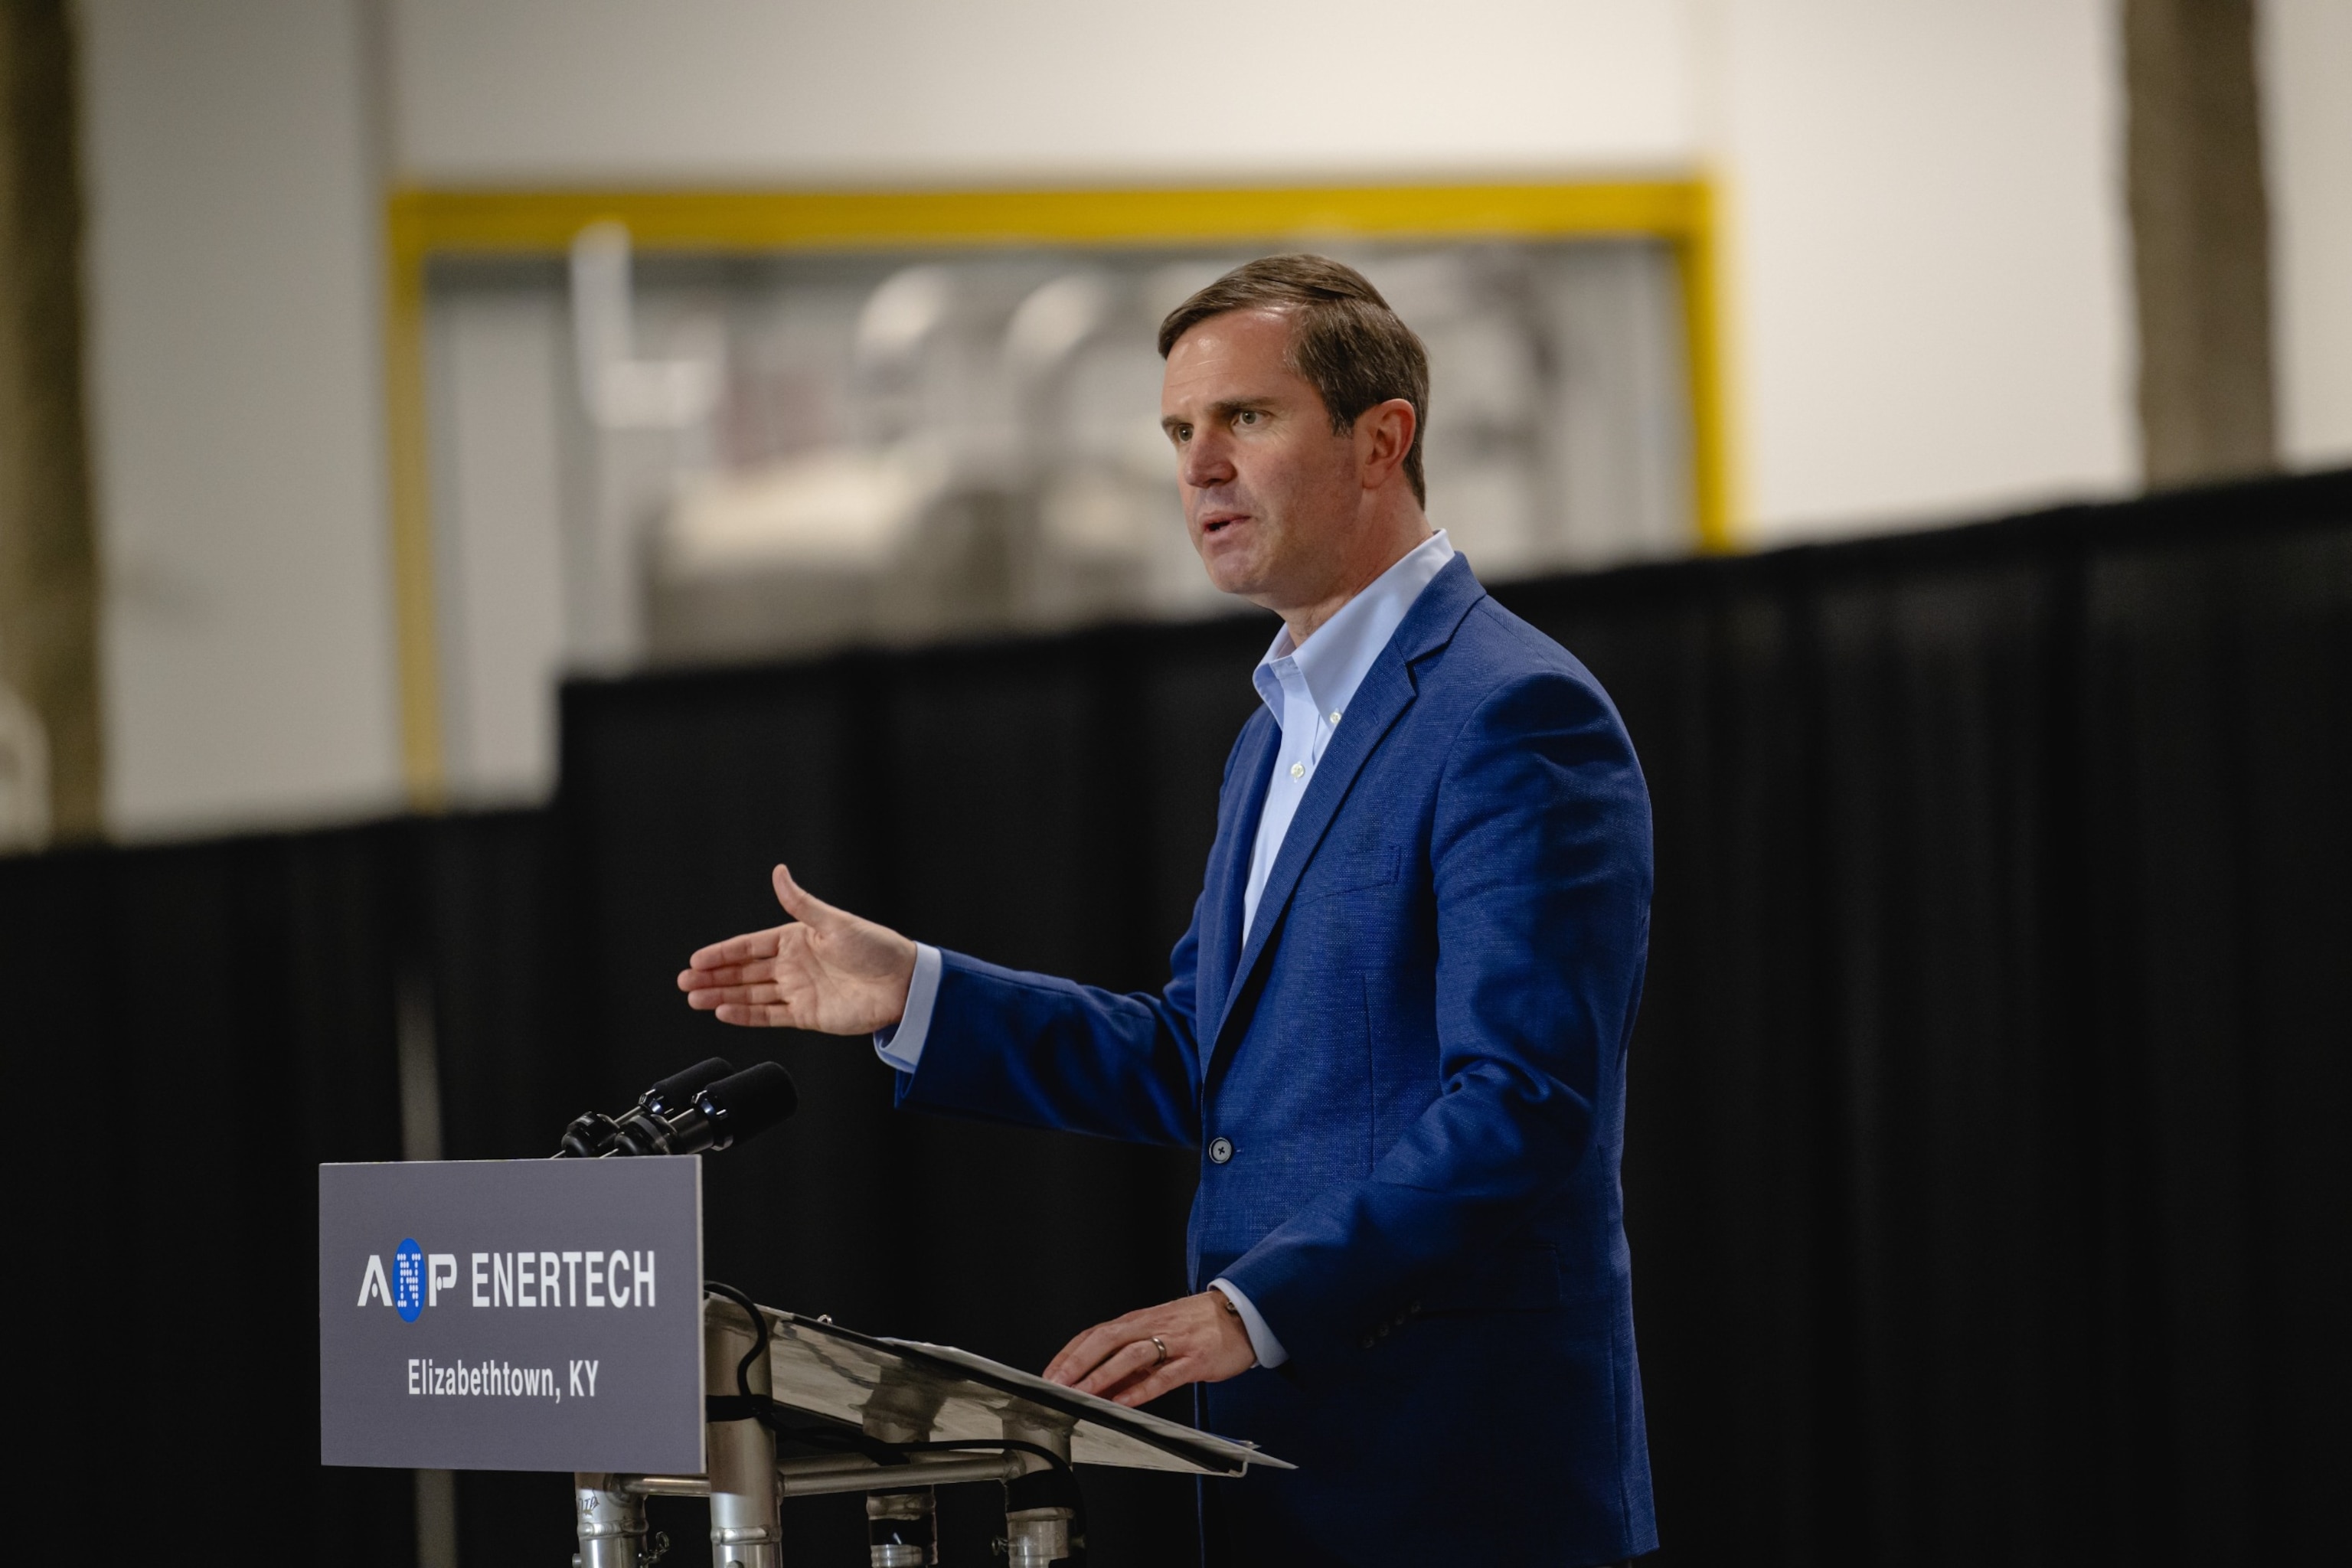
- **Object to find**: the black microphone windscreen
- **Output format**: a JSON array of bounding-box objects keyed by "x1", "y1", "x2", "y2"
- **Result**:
[
  {"x1": 699, "y1": 1061, "x2": 799, "y2": 1141},
  {"x1": 642, "y1": 1056, "x2": 736, "y2": 1116}
]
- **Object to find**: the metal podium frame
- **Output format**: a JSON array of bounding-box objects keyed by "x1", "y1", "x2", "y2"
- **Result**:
[{"x1": 574, "y1": 1295, "x2": 1289, "y2": 1568}]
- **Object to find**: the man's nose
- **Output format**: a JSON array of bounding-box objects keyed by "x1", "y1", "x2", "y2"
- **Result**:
[{"x1": 1181, "y1": 434, "x2": 1235, "y2": 489}]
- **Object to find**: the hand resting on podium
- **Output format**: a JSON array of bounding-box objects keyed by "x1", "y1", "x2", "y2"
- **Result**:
[
  {"x1": 1040, "y1": 1289, "x2": 1254, "y2": 1408},
  {"x1": 675, "y1": 864, "x2": 1256, "y2": 1406}
]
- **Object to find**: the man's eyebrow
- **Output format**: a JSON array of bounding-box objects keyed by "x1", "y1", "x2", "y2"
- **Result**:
[{"x1": 1163, "y1": 397, "x2": 1276, "y2": 433}]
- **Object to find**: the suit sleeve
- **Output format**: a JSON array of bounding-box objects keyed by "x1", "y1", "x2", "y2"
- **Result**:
[
  {"x1": 1217, "y1": 665, "x2": 1653, "y2": 1373},
  {"x1": 887, "y1": 871, "x2": 1208, "y2": 1149}
]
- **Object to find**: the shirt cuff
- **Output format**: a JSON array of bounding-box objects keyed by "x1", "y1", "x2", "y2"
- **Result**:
[
  {"x1": 1207, "y1": 1279, "x2": 1289, "y2": 1370},
  {"x1": 871, "y1": 943, "x2": 943, "y2": 1073}
]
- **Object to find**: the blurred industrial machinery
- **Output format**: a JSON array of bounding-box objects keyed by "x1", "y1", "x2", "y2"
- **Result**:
[{"x1": 425, "y1": 230, "x2": 1694, "y2": 684}]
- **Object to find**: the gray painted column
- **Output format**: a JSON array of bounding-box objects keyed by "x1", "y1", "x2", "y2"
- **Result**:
[
  {"x1": 2124, "y1": 0, "x2": 2278, "y2": 484},
  {"x1": 0, "y1": 0, "x2": 103, "y2": 842}
]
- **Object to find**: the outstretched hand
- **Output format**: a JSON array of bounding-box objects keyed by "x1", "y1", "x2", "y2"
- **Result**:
[
  {"x1": 1043, "y1": 1291, "x2": 1257, "y2": 1409},
  {"x1": 677, "y1": 865, "x2": 918, "y2": 1035}
]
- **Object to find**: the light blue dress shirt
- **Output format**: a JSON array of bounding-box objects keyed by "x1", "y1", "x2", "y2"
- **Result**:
[{"x1": 876, "y1": 530, "x2": 1459, "y2": 1370}]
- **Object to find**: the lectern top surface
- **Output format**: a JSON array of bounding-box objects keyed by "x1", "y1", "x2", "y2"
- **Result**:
[{"x1": 754, "y1": 1308, "x2": 1292, "y2": 1477}]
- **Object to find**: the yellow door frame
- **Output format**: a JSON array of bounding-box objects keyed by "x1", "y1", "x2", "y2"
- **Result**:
[{"x1": 384, "y1": 178, "x2": 1733, "y2": 805}]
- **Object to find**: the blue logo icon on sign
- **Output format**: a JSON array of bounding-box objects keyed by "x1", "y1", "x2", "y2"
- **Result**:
[{"x1": 393, "y1": 1238, "x2": 426, "y2": 1322}]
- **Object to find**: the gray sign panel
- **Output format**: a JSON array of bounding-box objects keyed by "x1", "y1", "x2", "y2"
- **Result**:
[{"x1": 320, "y1": 1158, "x2": 704, "y2": 1473}]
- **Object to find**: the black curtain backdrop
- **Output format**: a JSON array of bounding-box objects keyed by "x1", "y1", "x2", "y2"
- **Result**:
[{"x1": 6, "y1": 471, "x2": 2344, "y2": 1565}]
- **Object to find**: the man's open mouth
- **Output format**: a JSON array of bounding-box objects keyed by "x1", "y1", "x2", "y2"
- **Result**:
[{"x1": 1200, "y1": 512, "x2": 1247, "y2": 535}]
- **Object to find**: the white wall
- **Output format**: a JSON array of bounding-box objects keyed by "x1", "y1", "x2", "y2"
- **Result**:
[
  {"x1": 1708, "y1": 0, "x2": 2138, "y2": 539},
  {"x1": 2261, "y1": 0, "x2": 2352, "y2": 469},
  {"x1": 79, "y1": 0, "x2": 401, "y2": 837},
  {"x1": 390, "y1": 0, "x2": 1700, "y2": 181},
  {"x1": 426, "y1": 289, "x2": 570, "y2": 799}
]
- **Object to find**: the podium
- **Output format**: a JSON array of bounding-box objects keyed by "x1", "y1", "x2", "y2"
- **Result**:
[
  {"x1": 590, "y1": 1295, "x2": 1286, "y2": 1567},
  {"x1": 320, "y1": 1157, "x2": 1288, "y2": 1566}
]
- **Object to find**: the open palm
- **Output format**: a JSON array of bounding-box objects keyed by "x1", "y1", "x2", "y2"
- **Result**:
[{"x1": 676, "y1": 865, "x2": 918, "y2": 1035}]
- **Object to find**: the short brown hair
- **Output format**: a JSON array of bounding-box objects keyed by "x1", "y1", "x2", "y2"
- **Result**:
[{"x1": 1158, "y1": 255, "x2": 1430, "y2": 505}]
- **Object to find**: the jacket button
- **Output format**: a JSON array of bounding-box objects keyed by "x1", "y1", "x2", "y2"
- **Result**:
[
  {"x1": 1359, "y1": 1333, "x2": 1376, "y2": 1350},
  {"x1": 1207, "y1": 1137, "x2": 1234, "y2": 1165}
]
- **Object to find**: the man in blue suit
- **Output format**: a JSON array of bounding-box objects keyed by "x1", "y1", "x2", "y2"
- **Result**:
[{"x1": 680, "y1": 256, "x2": 1656, "y2": 1564}]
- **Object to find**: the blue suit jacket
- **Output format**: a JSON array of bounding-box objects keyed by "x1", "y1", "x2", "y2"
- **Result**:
[{"x1": 899, "y1": 557, "x2": 1658, "y2": 1564}]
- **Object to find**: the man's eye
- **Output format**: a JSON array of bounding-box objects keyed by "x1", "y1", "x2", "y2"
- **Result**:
[{"x1": 1235, "y1": 410, "x2": 1259, "y2": 426}]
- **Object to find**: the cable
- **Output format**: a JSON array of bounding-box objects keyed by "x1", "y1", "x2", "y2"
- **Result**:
[
  {"x1": 898, "y1": 1437, "x2": 1084, "y2": 1527},
  {"x1": 697, "y1": 1281, "x2": 1086, "y2": 1535},
  {"x1": 700, "y1": 1281, "x2": 769, "y2": 1406},
  {"x1": 701, "y1": 1281, "x2": 905, "y2": 1465}
]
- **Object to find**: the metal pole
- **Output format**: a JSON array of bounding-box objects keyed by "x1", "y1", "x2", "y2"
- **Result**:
[
  {"x1": 574, "y1": 1473, "x2": 649, "y2": 1568},
  {"x1": 857, "y1": 1365, "x2": 946, "y2": 1566},
  {"x1": 782, "y1": 1455, "x2": 1015, "y2": 1498},
  {"x1": 704, "y1": 1303, "x2": 781, "y2": 1568},
  {"x1": 865, "y1": 1486, "x2": 936, "y2": 1568},
  {"x1": 1000, "y1": 1412, "x2": 1079, "y2": 1567},
  {"x1": 619, "y1": 1452, "x2": 1021, "y2": 1501}
]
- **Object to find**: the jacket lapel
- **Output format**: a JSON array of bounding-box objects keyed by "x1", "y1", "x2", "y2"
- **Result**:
[
  {"x1": 1197, "y1": 710, "x2": 1278, "y2": 1037},
  {"x1": 1202, "y1": 555, "x2": 1488, "y2": 1066}
]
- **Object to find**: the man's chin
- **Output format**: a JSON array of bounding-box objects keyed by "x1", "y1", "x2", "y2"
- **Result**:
[
  {"x1": 1194, "y1": 540, "x2": 1266, "y2": 599},
  {"x1": 1199, "y1": 562, "x2": 1265, "y2": 599}
]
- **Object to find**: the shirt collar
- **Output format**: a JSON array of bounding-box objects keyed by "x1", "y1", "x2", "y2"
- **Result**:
[{"x1": 1252, "y1": 530, "x2": 1457, "y2": 723}]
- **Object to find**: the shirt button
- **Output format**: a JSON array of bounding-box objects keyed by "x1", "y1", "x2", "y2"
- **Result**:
[
  {"x1": 1289, "y1": 762, "x2": 1305, "y2": 779},
  {"x1": 1328, "y1": 711, "x2": 1341, "y2": 725},
  {"x1": 1207, "y1": 1136, "x2": 1234, "y2": 1165}
]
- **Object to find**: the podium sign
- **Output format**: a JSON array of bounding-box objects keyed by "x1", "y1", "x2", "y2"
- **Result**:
[{"x1": 319, "y1": 1158, "x2": 704, "y2": 1474}]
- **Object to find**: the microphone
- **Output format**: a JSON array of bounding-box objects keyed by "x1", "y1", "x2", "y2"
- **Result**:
[
  {"x1": 609, "y1": 1062, "x2": 799, "y2": 1157},
  {"x1": 554, "y1": 1057, "x2": 737, "y2": 1158},
  {"x1": 640, "y1": 1057, "x2": 741, "y2": 1118}
]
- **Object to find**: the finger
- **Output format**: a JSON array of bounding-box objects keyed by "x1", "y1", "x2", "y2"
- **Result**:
[
  {"x1": 772, "y1": 864, "x2": 844, "y2": 931},
  {"x1": 679, "y1": 959, "x2": 778, "y2": 991},
  {"x1": 1074, "y1": 1338, "x2": 1165, "y2": 1399},
  {"x1": 684, "y1": 982, "x2": 783, "y2": 1011},
  {"x1": 1049, "y1": 1316, "x2": 1157, "y2": 1382},
  {"x1": 1106, "y1": 1360, "x2": 1194, "y2": 1409},
  {"x1": 713, "y1": 1001, "x2": 795, "y2": 1027},
  {"x1": 688, "y1": 926, "x2": 782, "y2": 972},
  {"x1": 688, "y1": 928, "x2": 782, "y2": 969},
  {"x1": 686, "y1": 982, "x2": 782, "y2": 1005},
  {"x1": 1044, "y1": 1320, "x2": 1133, "y2": 1385},
  {"x1": 1074, "y1": 1338, "x2": 1161, "y2": 1396},
  {"x1": 1095, "y1": 1340, "x2": 1204, "y2": 1406}
]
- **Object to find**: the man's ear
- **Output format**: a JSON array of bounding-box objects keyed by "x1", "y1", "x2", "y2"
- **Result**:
[{"x1": 1357, "y1": 398, "x2": 1418, "y2": 488}]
